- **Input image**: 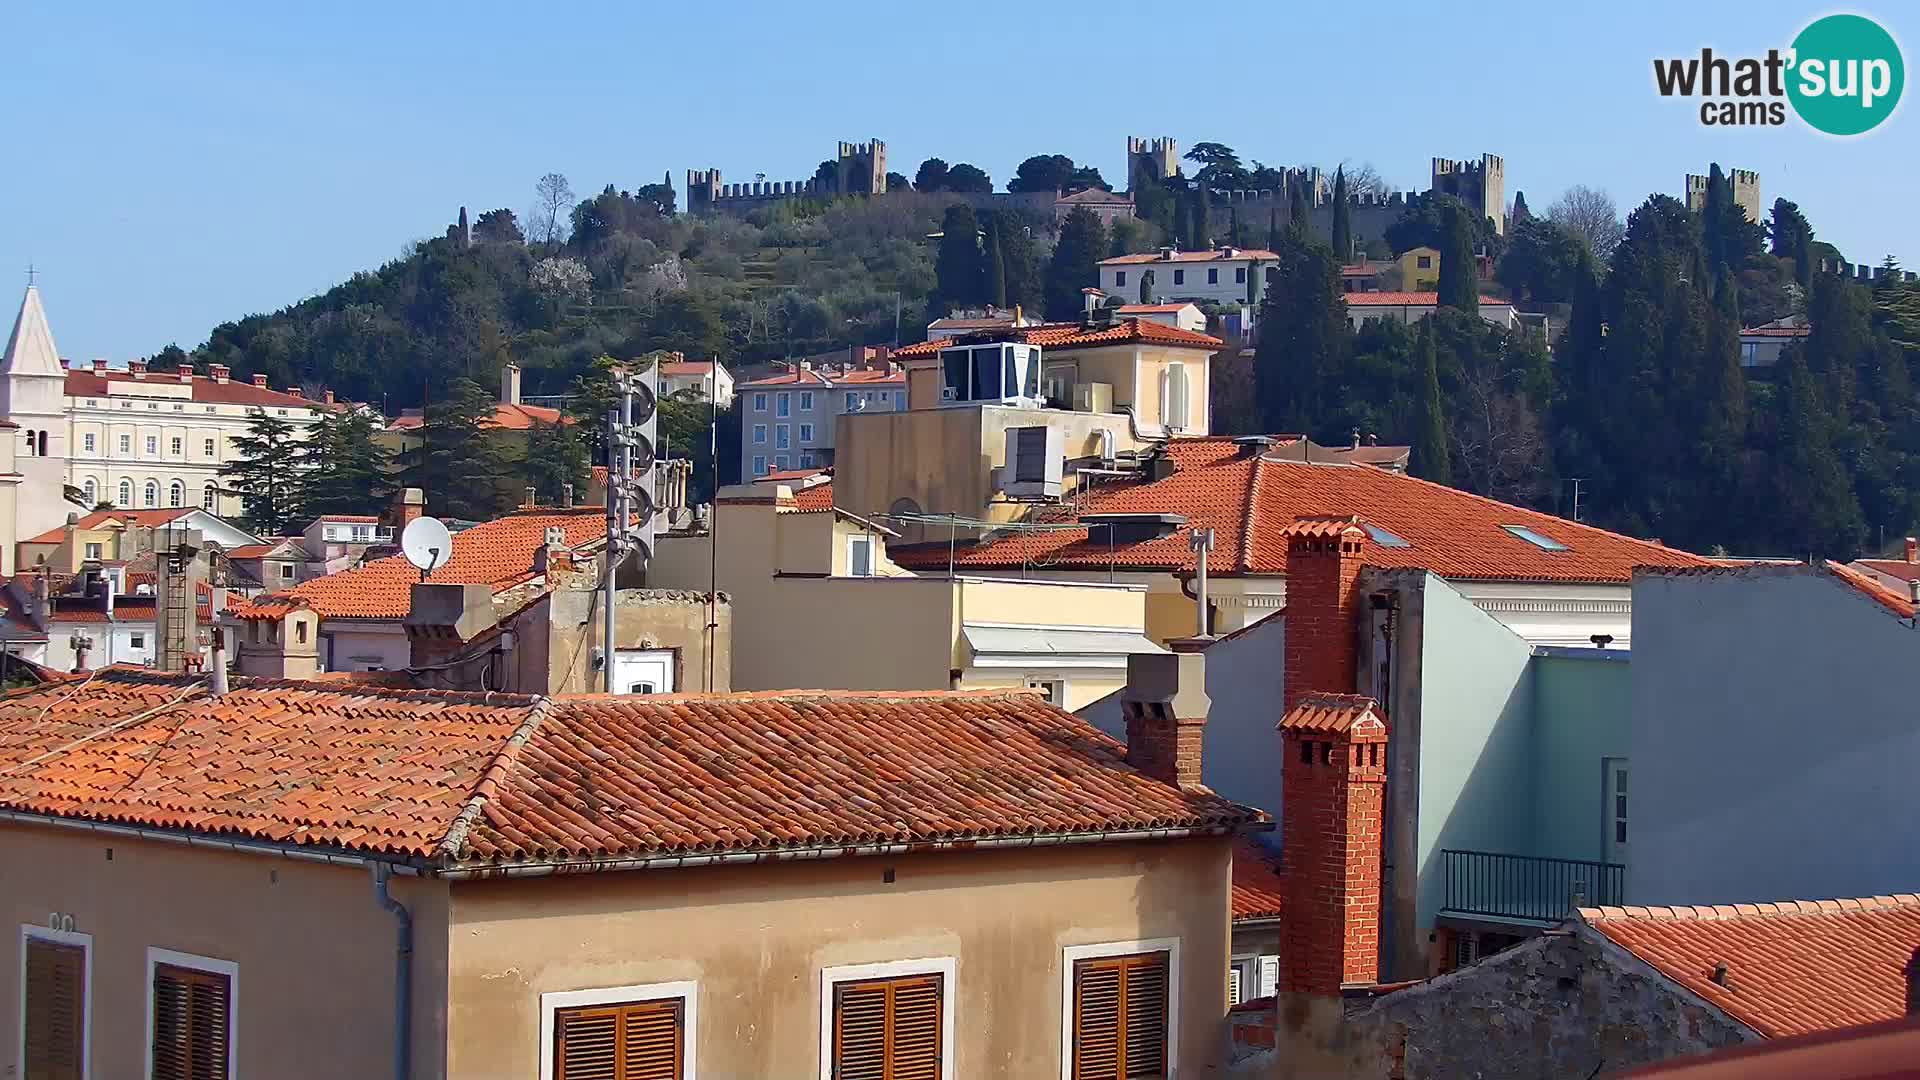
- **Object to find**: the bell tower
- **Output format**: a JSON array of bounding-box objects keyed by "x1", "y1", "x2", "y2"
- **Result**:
[{"x1": 3, "y1": 283, "x2": 76, "y2": 538}]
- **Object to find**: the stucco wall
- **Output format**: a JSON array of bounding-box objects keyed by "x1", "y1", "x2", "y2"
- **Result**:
[
  {"x1": 1630, "y1": 569, "x2": 1920, "y2": 904},
  {"x1": 321, "y1": 621, "x2": 410, "y2": 672},
  {"x1": 443, "y1": 839, "x2": 1233, "y2": 1079},
  {"x1": 545, "y1": 587, "x2": 732, "y2": 695},
  {"x1": 1414, "y1": 577, "x2": 1535, "y2": 933},
  {"x1": 1530, "y1": 652, "x2": 1629, "y2": 863},
  {"x1": 0, "y1": 824, "x2": 449, "y2": 1079}
]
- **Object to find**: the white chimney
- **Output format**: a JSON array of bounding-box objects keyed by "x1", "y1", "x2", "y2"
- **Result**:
[{"x1": 501, "y1": 363, "x2": 522, "y2": 406}]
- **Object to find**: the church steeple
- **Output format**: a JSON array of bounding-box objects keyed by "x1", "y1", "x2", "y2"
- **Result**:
[{"x1": 3, "y1": 285, "x2": 64, "y2": 378}]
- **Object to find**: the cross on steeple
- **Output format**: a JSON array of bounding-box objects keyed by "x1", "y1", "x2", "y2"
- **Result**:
[{"x1": 24, "y1": 263, "x2": 36, "y2": 287}]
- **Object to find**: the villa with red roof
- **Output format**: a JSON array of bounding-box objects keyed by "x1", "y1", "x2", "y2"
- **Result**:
[{"x1": 1099, "y1": 245, "x2": 1281, "y2": 310}]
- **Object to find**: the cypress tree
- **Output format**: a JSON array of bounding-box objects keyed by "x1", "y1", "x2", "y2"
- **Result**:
[
  {"x1": 984, "y1": 214, "x2": 1008, "y2": 308},
  {"x1": 1254, "y1": 225, "x2": 1347, "y2": 433},
  {"x1": 1267, "y1": 210, "x2": 1283, "y2": 253},
  {"x1": 1413, "y1": 320, "x2": 1451, "y2": 484},
  {"x1": 1287, "y1": 181, "x2": 1308, "y2": 238},
  {"x1": 1437, "y1": 201, "x2": 1479, "y2": 312},
  {"x1": 936, "y1": 204, "x2": 984, "y2": 309},
  {"x1": 1045, "y1": 206, "x2": 1106, "y2": 319},
  {"x1": 1139, "y1": 269, "x2": 1153, "y2": 305},
  {"x1": 1331, "y1": 167, "x2": 1352, "y2": 263}
]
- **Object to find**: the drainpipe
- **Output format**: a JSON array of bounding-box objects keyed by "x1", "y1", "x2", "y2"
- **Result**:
[{"x1": 371, "y1": 862, "x2": 413, "y2": 1080}]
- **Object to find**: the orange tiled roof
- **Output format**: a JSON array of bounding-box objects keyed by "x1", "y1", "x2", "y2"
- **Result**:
[
  {"x1": 791, "y1": 479, "x2": 834, "y2": 512},
  {"x1": 1581, "y1": 896, "x2": 1920, "y2": 1038},
  {"x1": 891, "y1": 437, "x2": 1711, "y2": 583},
  {"x1": 1278, "y1": 693, "x2": 1385, "y2": 734},
  {"x1": 1117, "y1": 303, "x2": 1196, "y2": 314},
  {"x1": 1740, "y1": 326, "x2": 1812, "y2": 338},
  {"x1": 1851, "y1": 558, "x2": 1920, "y2": 583},
  {"x1": 1342, "y1": 292, "x2": 1516, "y2": 307},
  {"x1": 386, "y1": 402, "x2": 569, "y2": 432},
  {"x1": 1101, "y1": 248, "x2": 1279, "y2": 265},
  {"x1": 62, "y1": 368, "x2": 317, "y2": 409},
  {"x1": 21, "y1": 507, "x2": 197, "y2": 545},
  {"x1": 892, "y1": 318, "x2": 1222, "y2": 359},
  {"x1": 1232, "y1": 838, "x2": 1284, "y2": 921},
  {"x1": 232, "y1": 507, "x2": 609, "y2": 620},
  {"x1": 0, "y1": 674, "x2": 1260, "y2": 868},
  {"x1": 1824, "y1": 560, "x2": 1917, "y2": 618}
]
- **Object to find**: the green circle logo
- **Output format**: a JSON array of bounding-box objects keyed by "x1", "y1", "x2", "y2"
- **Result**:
[{"x1": 1788, "y1": 14, "x2": 1904, "y2": 135}]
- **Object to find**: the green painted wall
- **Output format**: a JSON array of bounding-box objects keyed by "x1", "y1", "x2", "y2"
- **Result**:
[
  {"x1": 1529, "y1": 653, "x2": 1629, "y2": 864},
  {"x1": 1414, "y1": 576, "x2": 1536, "y2": 933}
]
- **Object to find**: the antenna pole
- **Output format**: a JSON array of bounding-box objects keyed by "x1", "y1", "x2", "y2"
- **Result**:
[{"x1": 707, "y1": 357, "x2": 719, "y2": 692}]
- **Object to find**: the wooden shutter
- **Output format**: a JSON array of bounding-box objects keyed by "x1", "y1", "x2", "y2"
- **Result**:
[
  {"x1": 151, "y1": 963, "x2": 230, "y2": 1080},
  {"x1": 23, "y1": 938, "x2": 84, "y2": 1080},
  {"x1": 554, "y1": 999, "x2": 684, "y2": 1080},
  {"x1": 1071, "y1": 952, "x2": 1169, "y2": 1080},
  {"x1": 832, "y1": 974, "x2": 943, "y2": 1080}
]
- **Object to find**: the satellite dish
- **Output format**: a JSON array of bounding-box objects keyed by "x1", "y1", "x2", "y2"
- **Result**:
[{"x1": 401, "y1": 516, "x2": 453, "y2": 577}]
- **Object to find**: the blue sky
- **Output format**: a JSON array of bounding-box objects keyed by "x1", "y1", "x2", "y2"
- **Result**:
[{"x1": 4, "y1": 1, "x2": 1913, "y2": 361}]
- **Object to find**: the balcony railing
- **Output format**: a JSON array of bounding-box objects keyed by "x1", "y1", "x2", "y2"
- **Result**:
[{"x1": 1439, "y1": 849, "x2": 1625, "y2": 923}]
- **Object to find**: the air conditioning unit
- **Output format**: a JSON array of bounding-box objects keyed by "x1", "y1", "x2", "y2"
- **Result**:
[
  {"x1": 1074, "y1": 382, "x2": 1114, "y2": 415},
  {"x1": 940, "y1": 385, "x2": 958, "y2": 402},
  {"x1": 1002, "y1": 425, "x2": 1064, "y2": 499}
]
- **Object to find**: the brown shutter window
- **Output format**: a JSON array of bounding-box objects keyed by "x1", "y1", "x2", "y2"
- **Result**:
[
  {"x1": 151, "y1": 962, "x2": 231, "y2": 1080},
  {"x1": 831, "y1": 974, "x2": 944, "y2": 1080},
  {"x1": 1071, "y1": 952, "x2": 1169, "y2": 1080},
  {"x1": 23, "y1": 938, "x2": 85, "y2": 1080},
  {"x1": 554, "y1": 998, "x2": 684, "y2": 1080}
]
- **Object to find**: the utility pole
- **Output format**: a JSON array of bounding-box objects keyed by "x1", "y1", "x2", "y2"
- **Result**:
[
  {"x1": 1189, "y1": 527, "x2": 1216, "y2": 637},
  {"x1": 602, "y1": 364, "x2": 659, "y2": 692},
  {"x1": 1566, "y1": 478, "x2": 1586, "y2": 523}
]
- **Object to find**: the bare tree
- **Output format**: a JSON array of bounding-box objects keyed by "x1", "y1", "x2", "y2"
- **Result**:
[
  {"x1": 532, "y1": 172, "x2": 575, "y2": 245},
  {"x1": 1328, "y1": 160, "x2": 1392, "y2": 199},
  {"x1": 1450, "y1": 361, "x2": 1550, "y2": 506},
  {"x1": 1547, "y1": 185, "x2": 1625, "y2": 263}
]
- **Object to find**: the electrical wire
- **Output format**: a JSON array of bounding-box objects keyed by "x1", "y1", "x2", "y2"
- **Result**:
[{"x1": 2, "y1": 679, "x2": 208, "y2": 778}]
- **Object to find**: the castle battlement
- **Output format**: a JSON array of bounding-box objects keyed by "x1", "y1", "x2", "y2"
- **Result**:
[
  {"x1": 687, "y1": 138, "x2": 886, "y2": 214},
  {"x1": 1684, "y1": 166, "x2": 1762, "y2": 223},
  {"x1": 1126, "y1": 136, "x2": 1179, "y2": 182},
  {"x1": 1429, "y1": 153, "x2": 1507, "y2": 234}
]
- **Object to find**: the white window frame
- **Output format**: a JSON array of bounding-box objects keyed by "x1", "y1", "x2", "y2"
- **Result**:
[
  {"x1": 19, "y1": 924, "x2": 93, "y2": 1080},
  {"x1": 846, "y1": 535, "x2": 874, "y2": 577},
  {"x1": 83, "y1": 433, "x2": 96, "y2": 453},
  {"x1": 1058, "y1": 937, "x2": 1180, "y2": 1080},
  {"x1": 776, "y1": 392, "x2": 791, "y2": 418},
  {"x1": 144, "y1": 947, "x2": 238, "y2": 1080},
  {"x1": 203, "y1": 438, "x2": 216, "y2": 457},
  {"x1": 817, "y1": 956, "x2": 956, "y2": 1080},
  {"x1": 145, "y1": 436, "x2": 158, "y2": 456},
  {"x1": 751, "y1": 455, "x2": 767, "y2": 477},
  {"x1": 538, "y1": 979, "x2": 699, "y2": 1080},
  {"x1": 753, "y1": 392, "x2": 768, "y2": 412},
  {"x1": 797, "y1": 423, "x2": 813, "y2": 443},
  {"x1": 169, "y1": 437, "x2": 183, "y2": 456},
  {"x1": 799, "y1": 390, "x2": 814, "y2": 411},
  {"x1": 752, "y1": 424, "x2": 767, "y2": 445},
  {"x1": 118, "y1": 434, "x2": 131, "y2": 454},
  {"x1": 776, "y1": 424, "x2": 790, "y2": 450}
]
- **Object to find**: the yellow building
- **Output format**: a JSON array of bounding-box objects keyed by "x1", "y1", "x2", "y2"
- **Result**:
[
  {"x1": 648, "y1": 475, "x2": 1165, "y2": 709},
  {"x1": 1396, "y1": 246, "x2": 1442, "y2": 290}
]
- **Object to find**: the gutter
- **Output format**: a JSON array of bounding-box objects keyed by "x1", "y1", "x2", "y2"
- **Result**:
[
  {"x1": 371, "y1": 864, "x2": 413, "y2": 1080},
  {"x1": 0, "y1": 809, "x2": 428, "y2": 874}
]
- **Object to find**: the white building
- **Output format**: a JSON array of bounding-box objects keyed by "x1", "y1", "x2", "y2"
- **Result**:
[
  {"x1": 1098, "y1": 246, "x2": 1280, "y2": 310},
  {"x1": 1115, "y1": 302, "x2": 1207, "y2": 334},
  {"x1": 0, "y1": 286, "x2": 336, "y2": 541},
  {"x1": 657, "y1": 356, "x2": 734, "y2": 406},
  {"x1": 739, "y1": 361, "x2": 906, "y2": 481},
  {"x1": 1343, "y1": 291, "x2": 1522, "y2": 331}
]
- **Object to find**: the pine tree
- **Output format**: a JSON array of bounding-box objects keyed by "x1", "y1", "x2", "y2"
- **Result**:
[
  {"x1": 522, "y1": 418, "x2": 590, "y2": 506},
  {"x1": 1412, "y1": 320, "x2": 1451, "y2": 485},
  {"x1": 983, "y1": 214, "x2": 1008, "y2": 309},
  {"x1": 1437, "y1": 201, "x2": 1479, "y2": 312},
  {"x1": 403, "y1": 377, "x2": 509, "y2": 521},
  {"x1": 1331, "y1": 167, "x2": 1352, "y2": 263},
  {"x1": 221, "y1": 411, "x2": 304, "y2": 535},
  {"x1": 935, "y1": 204, "x2": 984, "y2": 312},
  {"x1": 1045, "y1": 206, "x2": 1106, "y2": 319},
  {"x1": 1254, "y1": 226, "x2": 1347, "y2": 433},
  {"x1": 298, "y1": 409, "x2": 392, "y2": 519}
]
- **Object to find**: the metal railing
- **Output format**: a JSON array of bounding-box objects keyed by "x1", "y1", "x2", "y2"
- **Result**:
[{"x1": 1439, "y1": 849, "x2": 1625, "y2": 923}]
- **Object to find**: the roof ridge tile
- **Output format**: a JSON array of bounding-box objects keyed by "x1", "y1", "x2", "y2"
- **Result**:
[{"x1": 438, "y1": 696, "x2": 551, "y2": 861}]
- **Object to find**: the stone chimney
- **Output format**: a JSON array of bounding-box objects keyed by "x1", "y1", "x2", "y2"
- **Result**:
[
  {"x1": 392, "y1": 487, "x2": 426, "y2": 532},
  {"x1": 1278, "y1": 693, "x2": 1388, "y2": 994},
  {"x1": 1905, "y1": 537, "x2": 1916, "y2": 564},
  {"x1": 251, "y1": 374, "x2": 269, "y2": 388},
  {"x1": 128, "y1": 360, "x2": 147, "y2": 379},
  {"x1": 404, "y1": 583, "x2": 498, "y2": 670},
  {"x1": 1282, "y1": 520, "x2": 1367, "y2": 710},
  {"x1": 323, "y1": 389, "x2": 336, "y2": 406},
  {"x1": 91, "y1": 359, "x2": 106, "y2": 373},
  {"x1": 501, "y1": 362, "x2": 522, "y2": 406},
  {"x1": 1120, "y1": 650, "x2": 1209, "y2": 789},
  {"x1": 1907, "y1": 946, "x2": 1920, "y2": 1016},
  {"x1": 209, "y1": 363, "x2": 230, "y2": 384},
  {"x1": 235, "y1": 607, "x2": 320, "y2": 679}
]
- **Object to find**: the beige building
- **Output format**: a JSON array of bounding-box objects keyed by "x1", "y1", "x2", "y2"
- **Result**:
[
  {"x1": 836, "y1": 317, "x2": 1223, "y2": 536},
  {"x1": 649, "y1": 476, "x2": 1160, "y2": 708},
  {"x1": 0, "y1": 662, "x2": 1258, "y2": 1079}
]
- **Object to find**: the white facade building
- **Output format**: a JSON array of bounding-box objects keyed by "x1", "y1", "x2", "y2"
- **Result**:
[
  {"x1": 1098, "y1": 247, "x2": 1279, "y2": 310},
  {"x1": 1, "y1": 286, "x2": 333, "y2": 539},
  {"x1": 657, "y1": 357, "x2": 734, "y2": 407},
  {"x1": 1343, "y1": 292, "x2": 1521, "y2": 331},
  {"x1": 740, "y1": 363, "x2": 906, "y2": 481}
]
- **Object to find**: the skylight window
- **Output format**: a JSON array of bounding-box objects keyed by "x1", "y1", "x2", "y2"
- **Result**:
[
  {"x1": 1502, "y1": 525, "x2": 1568, "y2": 551},
  {"x1": 1363, "y1": 524, "x2": 1410, "y2": 548}
]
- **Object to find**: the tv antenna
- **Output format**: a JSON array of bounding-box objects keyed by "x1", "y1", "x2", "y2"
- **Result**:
[{"x1": 401, "y1": 516, "x2": 453, "y2": 582}]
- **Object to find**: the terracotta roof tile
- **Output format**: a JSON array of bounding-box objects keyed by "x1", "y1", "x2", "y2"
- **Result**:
[
  {"x1": 1343, "y1": 292, "x2": 1514, "y2": 307},
  {"x1": 893, "y1": 437, "x2": 1711, "y2": 584},
  {"x1": 893, "y1": 318, "x2": 1221, "y2": 360},
  {"x1": 1278, "y1": 693, "x2": 1385, "y2": 734},
  {"x1": 1852, "y1": 559, "x2": 1920, "y2": 583},
  {"x1": 1582, "y1": 895, "x2": 1920, "y2": 1038},
  {"x1": 21, "y1": 508, "x2": 197, "y2": 545},
  {"x1": 790, "y1": 479, "x2": 834, "y2": 512},
  {"x1": 1232, "y1": 838, "x2": 1284, "y2": 921},
  {"x1": 1827, "y1": 560, "x2": 1918, "y2": 617},
  {"x1": 0, "y1": 675, "x2": 1261, "y2": 868},
  {"x1": 386, "y1": 402, "x2": 569, "y2": 432},
  {"x1": 1740, "y1": 326, "x2": 1812, "y2": 338},
  {"x1": 739, "y1": 367, "x2": 904, "y2": 388},
  {"x1": 231, "y1": 507, "x2": 609, "y2": 620},
  {"x1": 62, "y1": 368, "x2": 318, "y2": 409}
]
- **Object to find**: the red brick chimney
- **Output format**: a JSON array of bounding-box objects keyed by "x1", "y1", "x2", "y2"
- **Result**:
[
  {"x1": 1278, "y1": 693, "x2": 1388, "y2": 994},
  {"x1": 209, "y1": 363, "x2": 230, "y2": 384},
  {"x1": 392, "y1": 487, "x2": 425, "y2": 531},
  {"x1": 1905, "y1": 536, "x2": 1916, "y2": 564},
  {"x1": 251, "y1": 373, "x2": 269, "y2": 388},
  {"x1": 1281, "y1": 520, "x2": 1367, "y2": 710},
  {"x1": 1120, "y1": 650, "x2": 1209, "y2": 789},
  {"x1": 128, "y1": 359, "x2": 147, "y2": 379}
]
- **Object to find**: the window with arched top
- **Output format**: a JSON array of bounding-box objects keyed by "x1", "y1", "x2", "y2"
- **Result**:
[
  {"x1": 169, "y1": 480, "x2": 185, "y2": 508},
  {"x1": 83, "y1": 479, "x2": 97, "y2": 505},
  {"x1": 143, "y1": 480, "x2": 159, "y2": 507},
  {"x1": 202, "y1": 485, "x2": 217, "y2": 510},
  {"x1": 118, "y1": 479, "x2": 132, "y2": 506}
]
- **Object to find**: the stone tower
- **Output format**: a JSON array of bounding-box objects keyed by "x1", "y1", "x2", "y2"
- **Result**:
[
  {"x1": 1, "y1": 285, "x2": 73, "y2": 539},
  {"x1": 834, "y1": 140, "x2": 886, "y2": 195},
  {"x1": 1685, "y1": 168, "x2": 1761, "y2": 223},
  {"x1": 1431, "y1": 154, "x2": 1506, "y2": 235},
  {"x1": 686, "y1": 168, "x2": 723, "y2": 214},
  {"x1": 1127, "y1": 136, "x2": 1179, "y2": 185}
]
